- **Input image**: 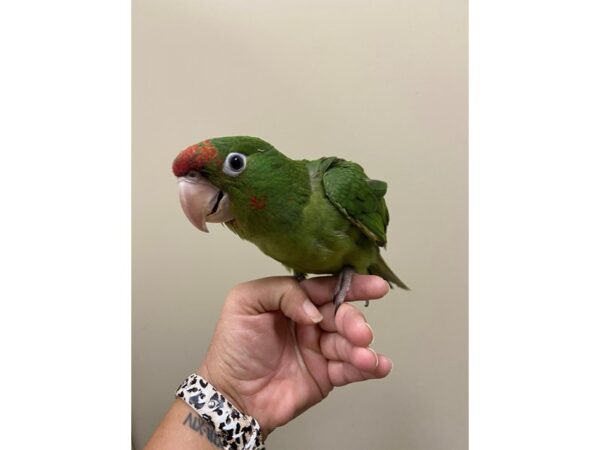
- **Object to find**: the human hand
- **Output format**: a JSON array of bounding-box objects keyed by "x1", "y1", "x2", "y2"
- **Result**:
[{"x1": 197, "y1": 275, "x2": 393, "y2": 438}]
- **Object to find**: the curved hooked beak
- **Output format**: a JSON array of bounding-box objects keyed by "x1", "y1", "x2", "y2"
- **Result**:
[{"x1": 177, "y1": 176, "x2": 234, "y2": 232}]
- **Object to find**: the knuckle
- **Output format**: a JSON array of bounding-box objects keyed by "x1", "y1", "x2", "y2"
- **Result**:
[
  {"x1": 335, "y1": 336, "x2": 348, "y2": 360},
  {"x1": 280, "y1": 277, "x2": 300, "y2": 301},
  {"x1": 226, "y1": 281, "x2": 251, "y2": 301}
]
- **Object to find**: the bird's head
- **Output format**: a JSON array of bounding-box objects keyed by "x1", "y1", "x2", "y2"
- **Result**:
[{"x1": 172, "y1": 136, "x2": 277, "y2": 232}]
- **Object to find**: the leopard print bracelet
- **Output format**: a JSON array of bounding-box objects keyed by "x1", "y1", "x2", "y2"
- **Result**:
[{"x1": 175, "y1": 373, "x2": 266, "y2": 450}]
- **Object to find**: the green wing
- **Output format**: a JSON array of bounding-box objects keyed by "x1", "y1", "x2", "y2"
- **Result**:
[{"x1": 321, "y1": 157, "x2": 390, "y2": 247}]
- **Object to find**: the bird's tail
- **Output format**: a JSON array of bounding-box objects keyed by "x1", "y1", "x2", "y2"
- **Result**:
[{"x1": 369, "y1": 255, "x2": 409, "y2": 290}]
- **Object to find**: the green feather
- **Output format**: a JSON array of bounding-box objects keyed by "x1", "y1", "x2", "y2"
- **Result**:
[{"x1": 322, "y1": 158, "x2": 389, "y2": 246}]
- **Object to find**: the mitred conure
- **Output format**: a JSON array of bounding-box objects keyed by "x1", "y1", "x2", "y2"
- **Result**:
[{"x1": 172, "y1": 136, "x2": 408, "y2": 312}]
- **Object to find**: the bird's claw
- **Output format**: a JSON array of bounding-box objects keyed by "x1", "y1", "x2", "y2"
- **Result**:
[
  {"x1": 333, "y1": 267, "x2": 354, "y2": 316},
  {"x1": 294, "y1": 273, "x2": 306, "y2": 282}
]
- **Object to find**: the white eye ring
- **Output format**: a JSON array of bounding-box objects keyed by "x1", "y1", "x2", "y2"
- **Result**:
[{"x1": 223, "y1": 152, "x2": 247, "y2": 176}]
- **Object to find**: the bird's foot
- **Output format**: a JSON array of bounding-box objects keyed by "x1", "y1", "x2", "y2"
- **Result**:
[
  {"x1": 294, "y1": 272, "x2": 306, "y2": 282},
  {"x1": 333, "y1": 267, "x2": 354, "y2": 315},
  {"x1": 364, "y1": 300, "x2": 370, "y2": 307}
]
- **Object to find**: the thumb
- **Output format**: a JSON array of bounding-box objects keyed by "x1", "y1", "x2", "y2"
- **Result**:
[{"x1": 227, "y1": 276, "x2": 323, "y2": 325}]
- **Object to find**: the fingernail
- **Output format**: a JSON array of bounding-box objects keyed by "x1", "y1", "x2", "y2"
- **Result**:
[
  {"x1": 303, "y1": 299, "x2": 323, "y2": 323},
  {"x1": 368, "y1": 347, "x2": 379, "y2": 368},
  {"x1": 364, "y1": 321, "x2": 374, "y2": 345}
]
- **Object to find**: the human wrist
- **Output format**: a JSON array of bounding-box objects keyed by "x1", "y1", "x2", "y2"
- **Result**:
[
  {"x1": 196, "y1": 363, "x2": 274, "y2": 437},
  {"x1": 198, "y1": 361, "x2": 279, "y2": 438},
  {"x1": 177, "y1": 372, "x2": 267, "y2": 449},
  {"x1": 197, "y1": 363, "x2": 248, "y2": 413},
  {"x1": 145, "y1": 400, "x2": 223, "y2": 450}
]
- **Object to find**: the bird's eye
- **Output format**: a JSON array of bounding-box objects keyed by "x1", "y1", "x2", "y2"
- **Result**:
[
  {"x1": 223, "y1": 152, "x2": 247, "y2": 176},
  {"x1": 186, "y1": 170, "x2": 201, "y2": 179}
]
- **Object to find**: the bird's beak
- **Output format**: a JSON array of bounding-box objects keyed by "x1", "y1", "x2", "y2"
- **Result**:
[{"x1": 177, "y1": 176, "x2": 234, "y2": 232}]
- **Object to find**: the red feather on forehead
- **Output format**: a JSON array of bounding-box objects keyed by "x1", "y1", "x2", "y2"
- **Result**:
[{"x1": 172, "y1": 140, "x2": 219, "y2": 176}]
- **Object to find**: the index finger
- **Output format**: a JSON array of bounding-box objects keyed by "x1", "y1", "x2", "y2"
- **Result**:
[{"x1": 299, "y1": 274, "x2": 390, "y2": 306}]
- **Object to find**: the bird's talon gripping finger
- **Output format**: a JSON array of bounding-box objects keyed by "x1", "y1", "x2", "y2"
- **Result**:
[
  {"x1": 294, "y1": 272, "x2": 307, "y2": 282},
  {"x1": 333, "y1": 267, "x2": 355, "y2": 315},
  {"x1": 364, "y1": 300, "x2": 370, "y2": 307}
]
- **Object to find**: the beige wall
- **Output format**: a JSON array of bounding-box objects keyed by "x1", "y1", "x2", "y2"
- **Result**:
[{"x1": 133, "y1": 1, "x2": 467, "y2": 449}]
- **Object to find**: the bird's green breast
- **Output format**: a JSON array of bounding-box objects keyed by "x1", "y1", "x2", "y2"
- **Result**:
[{"x1": 226, "y1": 158, "x2": 378, "y2": 275}]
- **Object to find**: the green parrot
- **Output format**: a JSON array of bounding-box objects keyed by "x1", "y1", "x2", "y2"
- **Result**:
[{"x1": 172, "y1": 136, "x2": 408, "y2": 312}]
